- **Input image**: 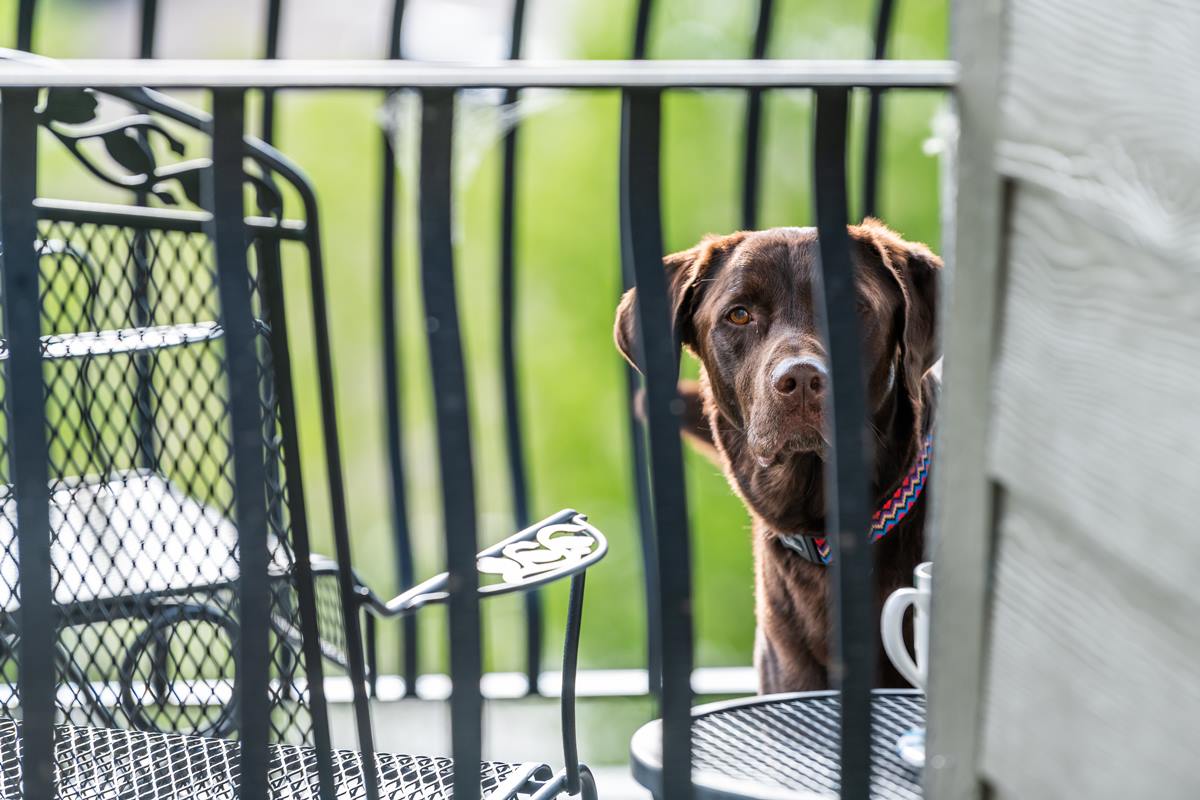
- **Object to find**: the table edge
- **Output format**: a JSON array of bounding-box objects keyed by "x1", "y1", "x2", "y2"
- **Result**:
[{"x1": 628, "y1": 689, "x2": 926, "y2": 800}]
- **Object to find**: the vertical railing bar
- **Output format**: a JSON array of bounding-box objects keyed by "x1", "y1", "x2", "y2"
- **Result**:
[
  {"x1": 1, "y1": 86, "x2": 55, "y2": 800},
  {"x1": 239, "y1": 11, "x2": 293, "y2": 714},
  {"x1": 812, "y1": 86, "x2": 874, "y2": 800},
  {"x1": 418, "y1": 87, "x2": 482, "y2": 800},
  {"x1": 497, "y1": 0, "x2": 542, "y2": 697},
  {"x1": 256, "y1": 231, "x2": 337, "y2": 800},
  {"x1": 261, "y1": 0, "x2": 283, "y2": 144},
  {"x1": 208, "y1": 88, "x2": 270, "y2": 800},
  {"x1": 15, "y1": 0, "x2": 34, "y2": 51},
  {"x1": 861, "y1": 0, "x2": 896, "y2": 219},
  {"x1": 132, "y1": 0, "x2": 160, "y2": 474},
  {"x1": 248, "y1": 2, "x2": 291, "y2": 649},
  {"x1": 380, "y1": 153, "x2": 419, "y2": 697},
  {"x1": 130, "y1": 224, "x2": 156, "y2": 475},
  {"x1": 632, "y1": 0, "x2": 653, "y2": 60},
  {"x1": 128, "y1": 348, "x2": 155, "y2": 464},
  {"x1": 626, "y1": 358, "x2": 661, "y2": 698},
  {"x1": 625, "y1": 0, "x2": 662, "y2": 700},
  {"x1": 741, "y1": 0, "x2": 774, "y2": 230},
  {"x1": 624, "y1": 367, "x2": 662, "y2": 695},
  {"x1": 138, "y1": 0, "x2": 158, "y2": 59},
  {"x1": 381, "y1": 0, "x2": 419, "y2": 698},
  {"x1": 387, "y1": 0, "x2": 406, "y2": 60},
  {"x1": 621, "y1": 86, "x2": 693, "y2": 800},
  {"x1": 506, "y1": 0, "x2": 527, "y2": 60},
  {"x1": 255, "y1": 0, "x2": 286, "y2": 619}
]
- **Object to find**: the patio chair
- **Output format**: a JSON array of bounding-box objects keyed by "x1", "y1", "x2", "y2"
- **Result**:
[{"x1": 0, "y1": 54, "x2": 604, "y2": 799}]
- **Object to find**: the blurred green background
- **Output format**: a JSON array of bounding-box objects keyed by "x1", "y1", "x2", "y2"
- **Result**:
[{"x1": 7, "y1": 0, "x2": 947, "y2": 678}]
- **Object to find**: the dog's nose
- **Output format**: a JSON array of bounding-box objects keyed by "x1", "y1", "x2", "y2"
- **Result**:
[{"x1": 772, "y1": 358, "x2": 826, "y2": 399}]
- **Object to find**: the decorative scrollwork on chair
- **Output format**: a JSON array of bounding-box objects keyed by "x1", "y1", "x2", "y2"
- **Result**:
[
  {"x1": 477, "y1": 520, "x2": 598, "y2": 585},
  {"x1": 34, "y1": 85, "x2": 284, "y2": 217}
]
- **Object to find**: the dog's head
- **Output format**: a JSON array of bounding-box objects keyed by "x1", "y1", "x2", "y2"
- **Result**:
[{"x1": 614, "y1": 222, "x2": 941, "y2": 528}]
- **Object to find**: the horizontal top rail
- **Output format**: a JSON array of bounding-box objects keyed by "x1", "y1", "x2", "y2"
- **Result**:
[{"x1": 0, "y1": 58, "x2": 958, "y2": 89}]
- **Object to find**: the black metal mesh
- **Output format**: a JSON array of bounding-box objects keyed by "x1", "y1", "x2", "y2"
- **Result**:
[
  {"x1": 310, "y1": 568, "x2": 350, "y2": 670},
  {"x1": 687, "y1": 693, "x2": 924, "y2": 799},
  {"x1": 0, "y1": 716, "x2": 535, "y2": 800},
  {"x1": 0, "y1": 218, "x2": 316, "y2": 745}
]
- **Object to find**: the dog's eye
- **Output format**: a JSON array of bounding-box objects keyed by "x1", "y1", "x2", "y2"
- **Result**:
[{"x1": 725, "y1": 306, "x2": 752, "y2": 326}]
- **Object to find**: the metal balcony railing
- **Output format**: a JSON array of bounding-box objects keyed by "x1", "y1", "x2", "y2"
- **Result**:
[
  {"x1": 12, "y1": 0, "x2": 938, "y2": 707},
  {"x1": 0, "y1": 55, "x2": 955, "y2": 800},
  {"x1": 1, "y1": 2, "x2": 957, "y2": 800}
]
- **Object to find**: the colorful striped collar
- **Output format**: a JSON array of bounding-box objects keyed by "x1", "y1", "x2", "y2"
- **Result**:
[{"x1": 778, "y1": 434, "x2": 933, "y2": 566}]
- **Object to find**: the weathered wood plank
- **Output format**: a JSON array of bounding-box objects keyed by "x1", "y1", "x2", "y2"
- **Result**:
[
  {"x1": 989, "y1": 193, "x2": 1200, "y2": 597},
  {"x1": 980, "y1": 0, "x2": 1200, "y2": 796},
  {"x1": 924, "y1": 1, "x2": 1008, "y2": 797},
  {"x1": 982, "y1": 494, "x2": 1200, "y2": 799},
  {"x1": 982, "y1": 185, "x2": 1200, "y2": 798}
]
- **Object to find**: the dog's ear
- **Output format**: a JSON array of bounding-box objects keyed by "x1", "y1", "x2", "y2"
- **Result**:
[
  {"x1": 614, "y1": 232, "x2": 745, "y2": 372},
  {"x1": 856, "y1": 219, "x2": 942, "y2": 398}
]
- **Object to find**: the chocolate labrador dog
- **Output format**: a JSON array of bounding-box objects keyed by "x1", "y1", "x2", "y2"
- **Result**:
[{"x1": 613, "y1": 220, "x2": 940, "y2": 692}]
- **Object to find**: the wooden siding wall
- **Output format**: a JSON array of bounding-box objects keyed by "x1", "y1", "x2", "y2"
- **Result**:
[{"x1": 952, "y1": 0, "x2": 1200, "y2": 797}]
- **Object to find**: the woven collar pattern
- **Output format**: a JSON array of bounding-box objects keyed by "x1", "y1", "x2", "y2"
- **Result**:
[{"x1": 780, "y1": 433, "x2": 933, "y2": 566}]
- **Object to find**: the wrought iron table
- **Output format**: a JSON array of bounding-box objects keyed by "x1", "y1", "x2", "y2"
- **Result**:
[{"x1": 630, "y1": 690, "x2": 924, "y2": 800}]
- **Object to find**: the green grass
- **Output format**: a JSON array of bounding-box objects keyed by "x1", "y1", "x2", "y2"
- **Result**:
[{"x1": 8, "y1": 0, "x2": 948, "y2": 677}]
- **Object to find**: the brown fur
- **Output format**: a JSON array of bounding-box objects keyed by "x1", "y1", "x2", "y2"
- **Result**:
[{"x1": 614, "y1": 221, "x2": 941, "y2": 692}]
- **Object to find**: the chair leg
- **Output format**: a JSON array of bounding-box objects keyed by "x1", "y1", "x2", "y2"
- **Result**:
[
  {"x1": 577, "y1": 764, "x2": 599, "y2": 800},
  {"x1": 527, "y1": 765, "x2": 598, "y2": 800},
  {"x1": 559, "y1": 574, "x2": 586, "y2": 786}
]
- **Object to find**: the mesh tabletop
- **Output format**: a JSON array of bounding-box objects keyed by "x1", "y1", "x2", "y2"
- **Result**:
[
  {"x1": 630, "y1": 690, "x2": 924, "y2": 800},
  {"x1": 0, "y1": 717, "x2": 545, "y2": 800}
]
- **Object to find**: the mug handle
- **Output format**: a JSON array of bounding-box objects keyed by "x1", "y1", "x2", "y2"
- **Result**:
[{"x1": 881, "y1": 587, "x2": 923, "y2": 688}]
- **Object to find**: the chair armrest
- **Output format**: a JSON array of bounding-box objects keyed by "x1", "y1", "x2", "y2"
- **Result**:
[{"x1": 355, "y1": 509, "x2": 607, "y2": 618}]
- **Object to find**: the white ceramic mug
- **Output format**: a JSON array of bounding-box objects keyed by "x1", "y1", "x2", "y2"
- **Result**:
[{"x1": 881, "y1": 561, "x2": 932, "y2": 691}]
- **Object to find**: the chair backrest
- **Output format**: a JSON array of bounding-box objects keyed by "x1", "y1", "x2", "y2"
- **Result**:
[{"x1": 0, "y1": 75, "x2": 345, "y2": 751}]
